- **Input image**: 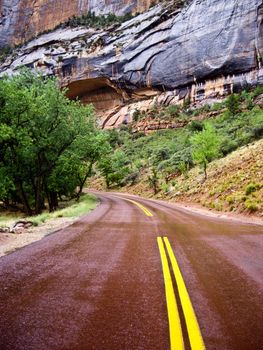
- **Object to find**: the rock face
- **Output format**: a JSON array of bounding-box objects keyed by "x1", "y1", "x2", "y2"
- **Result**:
[
  {"x1": 1, "y1": 0, "x2": 263, "y2": 127},
  {"x1": 0, "y1": 0, "x2": 151, "y2": 48}
]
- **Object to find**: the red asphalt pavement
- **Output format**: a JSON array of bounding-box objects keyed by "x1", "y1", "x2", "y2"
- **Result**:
[{"x1": 0, "y1": 192, "x2": 263, "y2": 350}]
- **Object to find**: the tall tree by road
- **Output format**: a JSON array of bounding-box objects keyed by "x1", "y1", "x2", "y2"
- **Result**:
[
  {"x1": 190, "y1": 123, "x2": 221, "y2": 180},
  {"x1": 0, "y1": 70, "x2": 97, "y2": 214}
]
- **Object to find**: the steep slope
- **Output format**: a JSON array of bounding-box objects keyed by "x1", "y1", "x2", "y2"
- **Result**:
[
  {"x1": 122, "y1": 139, "x2": 263, "y2": 217},
  {"x1": 1, "y1": 0, "x2": 263, "y2": 127},
  {"x1": 0, "y1": 0, "x2": 151, "y2": 48}
]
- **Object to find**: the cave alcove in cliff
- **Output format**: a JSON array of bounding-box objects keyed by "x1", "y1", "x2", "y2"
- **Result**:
[{"x1": 65, "y1": 77, "x2": 124, "y2": 113}]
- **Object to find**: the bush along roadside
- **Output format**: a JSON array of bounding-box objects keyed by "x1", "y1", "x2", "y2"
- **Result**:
[
  {"x1": 90, "y1": 88, "x2": 263, "y2": 216},
  {"x1": 0, "y1": 194, "x2": 98, "y2": 233}
]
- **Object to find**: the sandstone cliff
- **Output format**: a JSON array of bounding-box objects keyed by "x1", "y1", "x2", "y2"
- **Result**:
[
  {"x1": 1, "y1": 0, "x2": 263, "y2": 128},
  {"x1": 0, "y1": 0, "x2": 151, "y2": 47}
]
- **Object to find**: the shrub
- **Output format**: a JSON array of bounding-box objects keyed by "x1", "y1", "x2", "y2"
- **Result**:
[
  {"x1": 198, "y1": 104, "x2": 210, "y2": 114},
  {"x1": 220, "y1": 137, "x2": 238, "y2": 155},
  {"x1": 0, "y1": 46, "x2": 12, "y2": 63},
  {"x1": 226, "y1": 196, "x2": 235, "y2": 205},
  {"x1": 122, "y1": 171, "x2": 139, "y2": 186},
  {"x1": 211, "y1": 102, "x2": 224, "y2": 111},
  {"x1": 161, "y1": 183, "x2": 170, "y2": 194},
  {"x1": 190, "y1": 105, "x2": 210, "y2": 117},
  {"x1": 252, "y1": 85, "x2": 263, "y2": 98},
  {"x1": 183, "y1": 97, "x2": 191, "y2": 110},
  {"x1": 178, "y1": 161, "x2": 189, "y2": 178},
  {"x1": 214, "y1": 201, "x2": 223, "y2": 211},
  {"x1": 225, "y1": 94, "x2": 240, "y2": 116},
  {"x1": 251, "y1": 125, "x2": 263, "y2": 139},
  {"x1": 245, "y1": 199, "x2": 258, "y2": 212},
  {"x1": 245, "y1": 183, "x2": 261, "y2": 196},
  {"x1": 64, "y1": 11, "x2": 134, "y2": 29},
  {"x1": 166, "y1": 105, "x2": 180, "y2": 117},
  {"x1": 133, "y1": 109, "x2": 142, "y2": 122},
  {"x1": 241, "y1": 91, "x2": 254, "y2": 110},
  {"x1": 188, "y1": 120, "x2": 203, "y2": 132},
  {"x1": 150, "y1": 147, "x2": 170, "y2": 165}
]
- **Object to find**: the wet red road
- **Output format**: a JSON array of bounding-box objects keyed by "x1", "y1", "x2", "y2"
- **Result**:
[{"x1": 0, "y1": 192, "x2": 263, "y2": 350}]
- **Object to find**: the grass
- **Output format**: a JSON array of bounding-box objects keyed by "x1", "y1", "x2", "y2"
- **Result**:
[
  {"x1": 0, "y1": 194, "x2": 98, "y2": 229},
  {"x1": 31, "y1": 194, "x2": 98, "y2": 225},
  {"x1": 0, "y1": 212, "x2": 21, "y2": 228}
]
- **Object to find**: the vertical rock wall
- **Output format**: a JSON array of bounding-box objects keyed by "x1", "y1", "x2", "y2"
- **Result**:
[{"x1": 0, "y1": 0, "x2": 151, "y2": 48}]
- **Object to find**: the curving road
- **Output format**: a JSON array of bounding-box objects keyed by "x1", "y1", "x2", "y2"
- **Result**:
[{"x1": 0, "y1": 192, "x2": 263, "y2": 350}]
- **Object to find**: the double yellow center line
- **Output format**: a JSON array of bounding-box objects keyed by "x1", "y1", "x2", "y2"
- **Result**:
[
  {"x1": 157, "y1": 237, "x2": 205, "y2": 350},
  {"x1": 114, "y1": 195, "x2": 204, "y2": 348},
  {"x1": 123, "y1": 198, "x2": 153, "y2": 217}
]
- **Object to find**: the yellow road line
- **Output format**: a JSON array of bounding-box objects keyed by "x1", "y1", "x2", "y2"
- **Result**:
[
  {"x1": 124, "y1": 198, "x2": 153, "y2": 217},
  {"x1": 164, "y1": 237, "x2": 206, "y2": 350},
  {"x1": 157, "y1": 237, "x2": 185, "y2": 350}
]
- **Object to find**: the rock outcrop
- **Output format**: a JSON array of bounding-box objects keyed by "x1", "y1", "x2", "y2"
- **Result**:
[
  {"x1": 1, "y1": 0, "x2": 263, "y2": 128},
  {"x1": 0, "y1": 0, "x2": 151, "y2": 48}
]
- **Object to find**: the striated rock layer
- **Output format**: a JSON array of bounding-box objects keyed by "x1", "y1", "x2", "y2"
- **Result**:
[
  {"x1": 1, "y1": 0, "x2": 263, "y2": 128},
  {"x1": 0, "y1": 0, "x2": 151, "y2": 48}
]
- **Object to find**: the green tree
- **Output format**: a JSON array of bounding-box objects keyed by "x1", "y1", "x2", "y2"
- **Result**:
[
  {"x1": 190, "y1": 123, "x2": 221, "y2": 180},
  {"x1": 225, "y1": 93, "x2": 240, "y2": 116},
  {"x1": 71, "y1": 132, "x2": 110, "y2": 200},
  {"x1": 0, "y1": 70, "x2": 95, "y2": 214},
  {"x1": 98, "y1": 150, "x2": 130, "y2": 188},
  {"x1": 98, "y1": 156, "x2": 113, "y2": 188},
  {"x1": 148, "y1": 167, "x2": 159, "y2": 194}
]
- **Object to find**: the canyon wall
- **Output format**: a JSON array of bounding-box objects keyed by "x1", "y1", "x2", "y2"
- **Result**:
[
  {"x1": 0, "y1": 0, "x2": 151, "y2": 48},
  {"x1": 1, "y1": 0, "x2": 263, "y2": 127}
]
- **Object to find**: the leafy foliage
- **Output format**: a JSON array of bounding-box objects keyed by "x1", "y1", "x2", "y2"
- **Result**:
[
  {"x1": 190, "y1": 123, "x2": 221, "y2": 179},
  {"x1": 0, "y1": 70, "x2": 106, "y2": 214},
  {"x1": 225, "y1": 93, "x2": 240, "y2": 116},
  {"x1": 98, "y1": 150, "x2": 131, "y2": 188},
  {"x1": 0, "y1": 46, "x2": 12, "y2": 64},
  {"x1": 148, "y1": 168, "x2": 159, "y2": 194},
  {"x1": 103, "y1": 87, "x2": 263, "y2": 191},
  {"x1": 63, "y1": 11, "x2": 133, "y2": 29}
]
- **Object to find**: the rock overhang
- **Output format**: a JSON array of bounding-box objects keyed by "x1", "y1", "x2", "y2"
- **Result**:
[{"x1": 1, "y1": 0, "x2": 263, "y2": 128}]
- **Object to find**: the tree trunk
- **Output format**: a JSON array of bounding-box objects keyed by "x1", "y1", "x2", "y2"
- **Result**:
[
  {"x1": 49, "y1": 191, "x2": 58, "y2": 212},
  {"x1": 106, "y1": 175, "x2": 110, "y2": 189},
  {"x1": 76, "y1": 163, "x2": 93, "y2": 201},
  {"x1": 17, "y1": 181, "x2": 32, "y2": 216},
  {"x1": 35, "y1": 177, "x2": 44, "y2": 215},
  {"x1": 203, "y1": 162, "x2": 207, "y2": 181},
  {"x1": 76, "y1": 181, "x2": 85, "y2": 202}
]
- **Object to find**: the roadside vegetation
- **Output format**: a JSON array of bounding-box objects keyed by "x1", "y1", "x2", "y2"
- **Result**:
[
  {"x1": 1, "y1": 70, "x2": 262, "y2": 221},
  {"x1": 0, "y1": 70, "x2": 108, "y2": 218},
  {"x1": 0, "y1": 193, "x2": 97, "y2": 257},
  {"x1": 102, "y1": 139, "x2": 262, "y2": 216},
  {"x1": 0, "y1": 193, "x2": 97, "y2": 230},
  {"x1": 90, "y1": 87, "x2": 263, "y2": 216}
]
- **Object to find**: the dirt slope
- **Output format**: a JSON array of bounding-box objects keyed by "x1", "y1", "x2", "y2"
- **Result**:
[{"x1": 91, "y1": 139, "x2": 263, "y2": 218}]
